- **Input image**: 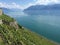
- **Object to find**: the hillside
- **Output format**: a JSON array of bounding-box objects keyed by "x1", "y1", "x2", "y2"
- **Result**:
[{"x1": 0, "y1": 14, "x2": 57, "y2": 45}]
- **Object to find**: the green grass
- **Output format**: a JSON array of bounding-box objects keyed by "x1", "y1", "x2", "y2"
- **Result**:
[
  {"x1": 0, "y1": 24, "x2": 56, "y2": 45},
  {"x1": 0, "y1": 36, "x2": 5, "y2": 45},
  {"x1": 0, "y1": 14, "x2": 56, "y2": 45},
  {"x1": 0, "y1": 14, "x2": 14, "y2": 22}
]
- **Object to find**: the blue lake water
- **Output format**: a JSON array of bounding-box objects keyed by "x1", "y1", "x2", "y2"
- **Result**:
[{"x1": 4, "y1": 10, "x2": 60, "y2": 43}]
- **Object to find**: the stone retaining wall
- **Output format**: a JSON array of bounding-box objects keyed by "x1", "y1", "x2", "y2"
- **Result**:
[
  {"x1": 0, "y1": 9, "x2": 2, "y2": 15},
  {"x1": 0, "y1": 20, "x2": 2, "y2": 24}
]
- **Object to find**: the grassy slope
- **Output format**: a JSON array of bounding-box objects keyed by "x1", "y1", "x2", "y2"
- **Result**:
[{"x1": 0, "y1": 14, "x2": 56, "y2": 45}]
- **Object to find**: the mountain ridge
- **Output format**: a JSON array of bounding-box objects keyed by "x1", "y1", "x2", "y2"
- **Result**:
[
  {"x1": 24, "y1": 4, "x2": 60, "y2": 10},
  {"x1": 23, "y1": 4, "x2": 60, "y2": 15}
]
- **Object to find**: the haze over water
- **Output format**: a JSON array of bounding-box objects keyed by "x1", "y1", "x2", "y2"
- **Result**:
[{"x1": 5, "y1": 10, "x2": 60, "y2": 43}]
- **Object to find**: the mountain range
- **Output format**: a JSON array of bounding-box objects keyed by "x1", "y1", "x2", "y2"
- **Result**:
[
  {"x1": 24, "y1": 4, "x2": 60, "y2": 15},
  {"x1": 24, "y1": 4, "x2": 60, "y2": 10}
]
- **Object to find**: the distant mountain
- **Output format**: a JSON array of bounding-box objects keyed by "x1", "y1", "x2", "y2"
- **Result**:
[
  {"x1": 1, "y1": 8, "x2": 12, "y2": 13},
  {"x1": 23, "y1": 4, "x2": 60, "y2": 15},
  {"x1": 24, "y1": 4, "x2": 60, "y2": 10},
  {"x1": 0, "y1": 8, "x2": 21, "y2": 13}
]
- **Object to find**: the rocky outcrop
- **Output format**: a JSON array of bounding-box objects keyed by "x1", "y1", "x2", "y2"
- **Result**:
[
  {"x1": 2, "y1": 19, "x2": 19, "y2": 29},
  {"x1": 10, "y1": 21, "x2": 19, "y2": 29}
]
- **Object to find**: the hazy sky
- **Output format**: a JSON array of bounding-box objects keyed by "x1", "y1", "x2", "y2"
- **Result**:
[{"x1": 0, "y1": 0, "x2": 60, "y2": 9}]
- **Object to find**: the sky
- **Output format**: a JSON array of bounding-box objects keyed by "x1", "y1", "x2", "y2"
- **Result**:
[{"x1": 0, "y1": 0, "x2": 60, "y2": 9}]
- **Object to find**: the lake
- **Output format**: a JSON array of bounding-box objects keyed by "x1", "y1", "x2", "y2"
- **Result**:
[{"x1": 4, "y1": 10, "x2": 60, "y2": 43}]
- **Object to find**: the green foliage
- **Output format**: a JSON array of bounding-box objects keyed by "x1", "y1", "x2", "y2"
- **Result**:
[
  {"x1": 0, "y1": 24, "x2": 56, "y2": 45},
  {"x1": 0, "y1": 14, "x2": 14, "y2": 22},
  {"x1": 0, "y1": 14, "x2": 56, "y2": 45}
]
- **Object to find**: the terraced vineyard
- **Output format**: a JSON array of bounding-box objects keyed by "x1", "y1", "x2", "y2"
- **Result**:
[{"x1": 0, "y1": 14, "x2": 56, "y2": 45}]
